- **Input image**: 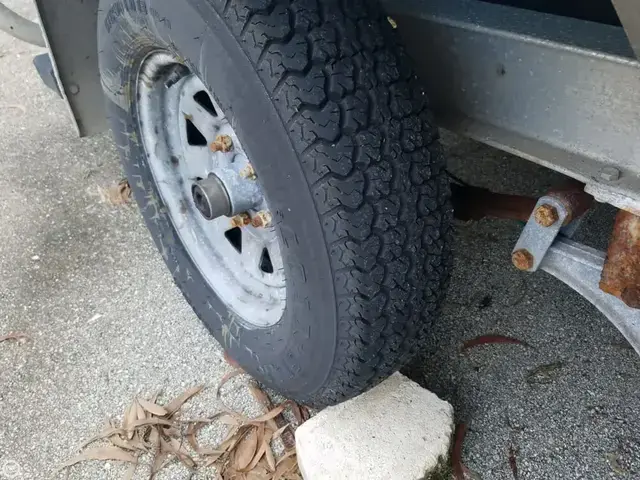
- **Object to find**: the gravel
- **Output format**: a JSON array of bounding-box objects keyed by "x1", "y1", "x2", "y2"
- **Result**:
[{"x1": 0, "y1": 1, "x2": 638, "y2": 479}]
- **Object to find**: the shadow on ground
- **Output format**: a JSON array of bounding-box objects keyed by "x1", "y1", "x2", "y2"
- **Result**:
[{"x1": 404, "y1": 132, "x2": 640, "y2": 480}]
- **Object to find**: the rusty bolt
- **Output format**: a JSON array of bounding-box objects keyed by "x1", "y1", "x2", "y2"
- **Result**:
[
  {"x1": 512, "y1": 249, "x2": 534, "y2": 271},
  {"x1": 240, "y1": 164, "x2": 257, "y2": 180},
  {"x1": 534, "y1": 204, "x2": 559, "y2": 227},
  {"x1": 210, "y1": 134, "x2": 233, "y2": 153},
  {"x1": 251, "y1": 211, "x2": 272, "y2": 228},
  {"x1": 230, "y1": 213, "x2": 251, "y2": 228}
]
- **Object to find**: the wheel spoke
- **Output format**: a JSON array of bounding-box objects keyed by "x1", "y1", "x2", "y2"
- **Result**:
[
  {"x1": 138, "y1": 57, "x2": 285, "y2": 327},
  {"x1": 241, "y1": 232, "x2": 266, "y2": 276}
]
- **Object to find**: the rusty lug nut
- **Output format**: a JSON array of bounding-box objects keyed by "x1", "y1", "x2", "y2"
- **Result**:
[
  {"x1": 512, "y1": 249, "x2": 534, "y2": 271},
  {"x1": 239, "y1": 164, "x2": 257, "y2": 180},
  {"x1": 230, "y1": 213, "x2": 251, "y2": 228},
  {"x1": 210, "y1": 134, "x2": 233, "y2": 153},
  {"x1": 251, "y1": 211, "x2": 272, "y2": 228},
  {"x1": 534, "y1": 204, "x2": 559, "y2": 227}
]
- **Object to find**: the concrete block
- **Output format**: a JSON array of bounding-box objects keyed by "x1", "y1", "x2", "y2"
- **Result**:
[{"x1": 295, "y1": 373, "x2": 454, "y2": 480}]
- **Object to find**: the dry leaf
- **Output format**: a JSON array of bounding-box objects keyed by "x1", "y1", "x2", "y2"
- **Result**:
[
  {"x1": 271, "y1": 424, "x2": 290, "y2": 441},
  {"x1": 151, "y1": 449, "x2": 170, "y2": 476},
  {"x1": 216, "y1": 369, "x2": 246, "y2": 399},
  {"x1": 123, "y1": 460, "x2": 137, "y2": 480},
  {"x1": 250, "y1": 404, "x2": 286, "y2": 424},
  {"x1": 81, "y1": 427, "x2": 125, "y2": 448},
  {"x1": 299, "y1": 406, "x2": 310, "y2": 422},
  {"x1": 0, "y1": 332, "x2": 28, "y2": 343},
  {"x1": 526, "y1": 361, "x2": 565, "y2": 384},
  {"x1": 60, "y1": 447, "x2": 137, "y2": 469},
  {"x1": 123, "y1": 401, "x2": 138, "y2": 440},
  {"x1": 234, "y1": 427, "x2": 259, "y2": 471},
  {"x1": 168, "y1": 437, "x2": 197, "y2": 469},
  {"x1": 461, "y1": 334, "x2": 529, "y2": 351},
  {"x1": 272, "y1": 454, "x2": 297, "y2": 480},
  {"x1": 99, "y1": 179, "x2": 131, "y2": 205},
  {"x1": 135, "y1": 399, "x2": 147, "y2": 420},
  {"x1": 249, "y1": 383, "x2": 278, "y2": 431},
  {"x1": 265, "y1": 443, "x2": 276, "y2": 472},
  {"x1": 138, "y1": 397, "x2": 168, "y2": 416},
  {"x1": 290, "y1": 402, "x2": 303, "y2": 425},
  {"x1": 107, "y1": 434, "x2": 138, "y2": 451},
  {"x1": 245, "y1": 431, "x2": 272, "y2": 472},
  {"x1": 452, "y1": 423, "x2": 468, "y2": 480},
  {"x1": 165, "y1": 385, "x2": 204, "y2": 415},
  {"x1": 508, "y1": 445, "x2": 519, "y2": 479},
  {"x1": 129, "y1": 417, "x2": 173, "y2": 429}
]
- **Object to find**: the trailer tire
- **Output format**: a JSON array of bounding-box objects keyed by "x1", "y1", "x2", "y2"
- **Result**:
[{"x1": 98, "y1": 0, "x2": 451, "y2": 407}]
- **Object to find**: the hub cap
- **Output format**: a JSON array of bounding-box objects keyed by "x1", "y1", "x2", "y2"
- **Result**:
[{"x1": 137, "y1": 52, "x2": 286, "y2": 327}]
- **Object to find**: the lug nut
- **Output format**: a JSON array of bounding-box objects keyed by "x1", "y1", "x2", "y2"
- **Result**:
[
  {"x1": 512, "y1": 249, "x2": 534, "y2": 271},
  {"x1": 230, "y1": 213, "x2": 251, "y2": 228},
  {"x1": 210, "y1": 135, "x2": 233, "y2": 153},
  {"x1": 534, "y1": 204, "x2": 559, "y2": 227},
  {"x1": 251, "y1": 211, "x2": 272, "y2": 228}
]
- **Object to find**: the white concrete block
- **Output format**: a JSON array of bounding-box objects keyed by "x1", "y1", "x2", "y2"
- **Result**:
[{"x1": 295, "y1": 373, "x2": 454, "y2": 480}]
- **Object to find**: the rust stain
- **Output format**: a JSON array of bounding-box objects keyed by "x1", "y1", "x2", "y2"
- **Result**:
[
  {"x1": 534, "y1": 204, "x2": 559, "y2": 227},
  {"x1": 451, "y1": 184, "x2": 536, "y2": 222},
  {"x1": 512, "y1": 249, "x2": 534, "y2": 271},
  {"x1": 209, "y1": 134, "x2": 233, "y2": 153},
  {"x1": 600, "y1": 210, "x2": 640, "y2": 308},
  {"x1": 547, "y1": 182, "x2": 593, "y2": 225},
  {"x1": 230, "y1": 213, "x2": 251, "y2": 228},
  {"x1": 251, "y1": 210, "x2": 272, "y2": 228},
  {"x1": 451, "y1": 181, "x2": 592, "y2": 224}
]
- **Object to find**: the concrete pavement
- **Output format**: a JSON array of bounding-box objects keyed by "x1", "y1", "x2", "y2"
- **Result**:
[{"x1": 0, "y1": 1, "x2": 638, "y2": 479}]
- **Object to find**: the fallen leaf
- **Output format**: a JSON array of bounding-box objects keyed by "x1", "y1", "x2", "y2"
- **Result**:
[
  {"x1": 250, "y1": 404, "x2": 286, "y2": 424},
  {"x1": 81, "y1": 427, "x2": 125, "y2": 448},
  {"x1": 245, "y1": 429, "x2": 272, "y2": 472},
  {"x1": 265, "y1": 443, "x2": 276, "y2": 472},
  {"x1": 271, "y1": 423, "x2": 291, "y2": 441},
  {"x1": 165, "y1": 385, "x2": 204, "y2": 415},
  {"x1": 526, "y1": 361, "x2": 565, "y2": 384},
  {"x1": 508, "y1": 445, "x2": 518, "y2": 479},
  {"x1": 168, "y1": 437, "x2": 196, "y2": 469},
  {"x1": 138, "y1": 397, "x2": 168, "y2": 416},
  {"x1": 290, "y1": 402, "x2": 303, "y2": 425},
  {"x1": 151, "y1": 449, "x2": 170, "y2": 476},
  {"x1": 99, "y1": 179, "x2": 131, "y2": 205},
  {"x1": 123, "y1": 460, "x2": 137, "y2": 480},
  {"x1": 299, "y1": 406, "x2": 311, "y2": 422},
  {"x1": 452, "y1": 423, "x2": 468, "y2": 480},
  {"x1": 462, "y1": 334, "x2": 530, "y2": 351},
  {"x1": 123, "y1": 401, "x2": 138, "y2": 440},
  {"x1": 135, "y1": 399, "x2": 147, "y2": 420},
  {"x1": 216, "y1": 369, "x2": 246, "y2": 401},
  {"x1": 59, "y1": 447, "x2": 137, "y2": 469},
  {"x1": 249, "y1": 383, "x2": 278, "y2": 431},
  {"x1": 234, "y1": 427, "x2": 259, "y2": 471},
  {"x1": 0, "y1": 332, "x2": 28, "y2": 343},
  {"x1": 272, "y1": 454, "x2": 297, "y2": 480},
  {"x1": 129, "y1": 417, "x2": 174, "y2": 429},
  {"x1": 606, "y1": 452, "x2": 629, "y2": 475}
]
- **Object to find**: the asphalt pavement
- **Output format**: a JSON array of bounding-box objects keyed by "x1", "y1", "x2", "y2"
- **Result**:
[{"x1": 0, "y1": 1, "x2": 638, "y2": 479}]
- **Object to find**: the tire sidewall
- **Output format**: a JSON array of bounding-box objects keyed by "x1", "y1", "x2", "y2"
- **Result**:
[{"x1": 98, "y1": 0, "x2": 338, "y2": 402}]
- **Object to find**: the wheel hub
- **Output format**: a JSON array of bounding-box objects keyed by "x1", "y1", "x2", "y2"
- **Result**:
[{"x1": 136, "y1": 52, "x2": 286, "y2": 328}]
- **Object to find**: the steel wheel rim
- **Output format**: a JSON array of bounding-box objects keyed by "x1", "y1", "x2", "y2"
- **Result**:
[{"x1": 136, "y1": 52, "x2": 286, "y2": 328}]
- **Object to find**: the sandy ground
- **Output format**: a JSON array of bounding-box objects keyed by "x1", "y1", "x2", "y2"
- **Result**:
[{"x1": 0, "y1": 1, "x2": 638, "y2": 479}]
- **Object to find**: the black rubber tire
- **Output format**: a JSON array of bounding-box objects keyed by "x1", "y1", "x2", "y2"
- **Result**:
[{"x1": 98, "y1": 0, "x2": 451, "y2": 407}]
